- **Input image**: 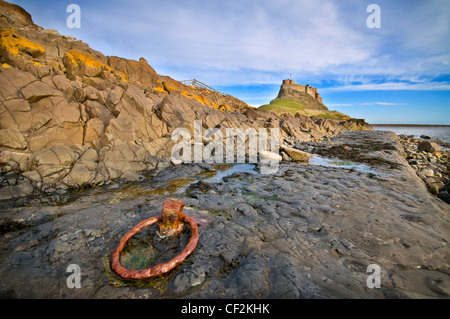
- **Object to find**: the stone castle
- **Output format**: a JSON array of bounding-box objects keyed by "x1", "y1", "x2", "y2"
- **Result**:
[{"x1": 281, "y1": 79, "x2": 323, "y2": 104}]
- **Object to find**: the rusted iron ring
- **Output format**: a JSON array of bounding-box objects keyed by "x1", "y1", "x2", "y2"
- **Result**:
[{"x1": 110, "y1": 213, "x2": 199, "y2": 280}]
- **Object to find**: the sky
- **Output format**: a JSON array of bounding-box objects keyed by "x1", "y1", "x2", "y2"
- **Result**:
[{"x1": 10, "y1": 0, "x2": 450, "y2": 124}]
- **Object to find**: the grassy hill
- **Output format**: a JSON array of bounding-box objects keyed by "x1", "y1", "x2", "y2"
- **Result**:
[
  {"x1": 259, "y1": 99, "x2": 308, "y2": 114},
  {"x1": 259, "y1": 99, "x2": 349, "y2": 120}
]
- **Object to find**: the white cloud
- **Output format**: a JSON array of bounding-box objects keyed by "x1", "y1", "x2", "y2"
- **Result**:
[
  {"x1": 13, "y1": 0, "x2": 450, "y2": 90},
  {"x1": 328, "y1": 102, "x2": 406, "y2": 107},
  {"x1": 323, "y1": 81, "x2": 450, "y2": 92},
  {"x1": 79, "y1": 0, "x2": 376, "y2": 85}
]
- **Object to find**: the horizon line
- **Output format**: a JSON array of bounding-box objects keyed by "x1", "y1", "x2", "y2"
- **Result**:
[{"x1": 370, "y1": 124, "x2": 450, "y2": 127}]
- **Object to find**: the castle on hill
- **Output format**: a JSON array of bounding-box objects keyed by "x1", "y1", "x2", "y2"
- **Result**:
[{"x1": 281, "y1": 79, "x2": 323, "y2": 104}]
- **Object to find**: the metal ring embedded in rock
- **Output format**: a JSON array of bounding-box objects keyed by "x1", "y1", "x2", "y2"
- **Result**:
[{"x1": 110, "y1": 199, "x2": 199, "y2": 280}]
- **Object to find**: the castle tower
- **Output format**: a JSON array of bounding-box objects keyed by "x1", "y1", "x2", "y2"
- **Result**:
[{"x1": 282, "y1": 79, "x2": 295, "y2": 85}]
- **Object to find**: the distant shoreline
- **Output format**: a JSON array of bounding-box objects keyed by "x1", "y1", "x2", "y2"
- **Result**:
[{"x1": 371, "y1": 124, "x2": 450, "y2": 127}]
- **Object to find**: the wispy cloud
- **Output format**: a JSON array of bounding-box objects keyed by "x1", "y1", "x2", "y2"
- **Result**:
[
  {"x1": 12, "y1": 0, "x2": 450, "y2": 92},
  {"x1": 323, "y1": 81, "x2": 450, "y2": 92},
  {"x1": 328, "y1": 102, "x2": 407, "y2": 107}
]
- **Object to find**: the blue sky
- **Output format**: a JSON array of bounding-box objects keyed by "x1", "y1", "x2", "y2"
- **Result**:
[{"x1": 10, "y1": 0, "x2": 450, "y2": 124}]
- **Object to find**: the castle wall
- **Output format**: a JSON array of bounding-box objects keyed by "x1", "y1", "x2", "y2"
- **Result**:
[
  {"x1": 281, "y1": 79, "x2": 322, "y2": 104},
  {"x1": 305, "y1": 85, "x2": 317, "y2": 99},
  {"x1": 316, "y1": 94, "x2": 322, "y2": 104}
]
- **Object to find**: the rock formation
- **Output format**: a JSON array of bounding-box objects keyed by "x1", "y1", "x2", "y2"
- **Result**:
[
  {"x1": 274, "y1": 79, "x2": 327, "y2": 109},
  {"x1": 0, "y1": 1, "x2": 372, "y2": 198},
  {"x1": 260, "y1": 79, "x2": 354, "y2": 120}
]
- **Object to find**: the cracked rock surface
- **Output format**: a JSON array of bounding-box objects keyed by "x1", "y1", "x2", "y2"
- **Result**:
[{"x1": 0, "y1": 131, "x2": 449, "y2": 298}]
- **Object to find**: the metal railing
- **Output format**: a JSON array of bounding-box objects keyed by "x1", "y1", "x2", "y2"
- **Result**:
[{"x1": 181, "y1": 78, "x2": 220, "y2": 93}]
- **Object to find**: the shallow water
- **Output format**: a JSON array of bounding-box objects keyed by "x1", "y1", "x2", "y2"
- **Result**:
[
  {"x1": 374, "y1": 126, "x2": 450, "y2": 143},
  {"x1": 201, "y1": 163, "x2": 258, "y2": 183},
  {"x1": 309, "y1": 155, "x2": 380, "y2": 175}
]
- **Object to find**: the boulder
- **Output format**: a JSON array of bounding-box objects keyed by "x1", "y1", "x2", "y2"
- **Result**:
[
  {"x1": 155, "y1": 95, "x2": 196, "y2": 131},
  {"x1": 244, "y1": 108, "x2": 262, "y2": 121},
  {"x1": 0, "y1": 98, "x2": 53, "y2": 133},
  {"x1": 22, "y1": 170, "x2": 41, "y2": 183},
  {"x1": 280, "y1": 116, "x2": 312, "y2": 141},
  {"x1": 280, "y1": 145, "x2": 312, "y2": 163},
  {"x1": 31, "y1": 146, "x2": 76, "y2": 184},
  {"x1": 62, "y1": 163, "x2": 97, "y2": 188},
  {"x1": 0, "y1": 128, "x2": 27, "y2": 149},
  {"x1": 0, "y1": 180, "x2": 34, "y2": 201},
  {"x1": 105, "y1": 116, "x2": 137, "y2": 142},
  {"x1": 339, "y1": 118, "x2": 373, "y2": 131},
  {"x1": 21, "y1": 80, "x2": 61, "y2": 103},
  {"x1": 259, "y1": 150, "x2": 282, "y2": 162},
  {"x1": 0, "y1": 28, "x2": 45, "y2": 62},
  {"x1": 28, "y1": 122, "x2": 84, "y2": 151},
  {"x1": 418, "y1": 168, "x2": 435, "y2": 178},
  {"x1": 0, "y1": 1, "x2": 35, "y2": 27},
  {"x1": 62, "y1": 49, "x2": 108, "y2": 78},
  {"x1": 84, "y1": 100, "x2": 113, "y2": 126},
  {"x1": 107, "y1": 56, "x2": 158, "y2": 89},
  {"x1": 96, "y1": 132, "x2": 115, "y2": 150},
  {"x1": 99, "y1": 142, "x2": 146, "y2": 173},
  {"x1": 120, "y1": 170, "x2": 145, "y2": 182},
  {"x1": 315, "y1": 118, "x2": 340, "y2": 134},
  {"x1": 418, "y1": 141, "x2": 441, "y2": 154},
  {"x1": 0, "y1": 67, "x2": 36, "y2": 101},
  {"x1": 84, "y1": 118, "x2": 104, "y2": 146},
  {"x1": 6, "y1": 151, "x2": 31, "y2": 171},
  {"x1": 32, "y1": 96, "x2": 80, "y2": 125}
]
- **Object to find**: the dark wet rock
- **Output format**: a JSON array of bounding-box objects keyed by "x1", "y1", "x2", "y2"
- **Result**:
[
  {"x1": 0, "y1": 131, "x2": 449, "y2": 299},
  {"x1": 418, "y1": 141, "x2": 441, "y2": 154},
  {"x1": 312, "y1": 131, "x2": 403, "y2": 170}
]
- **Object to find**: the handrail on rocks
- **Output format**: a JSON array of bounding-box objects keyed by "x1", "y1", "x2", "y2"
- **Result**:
[{"x1": 181, "y1": 78, "x2": 221, "y2": 94}]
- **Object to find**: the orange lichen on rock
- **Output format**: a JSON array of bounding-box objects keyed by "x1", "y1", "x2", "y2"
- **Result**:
[
  {"x1": 181, "y1": 90, "x2": 207, "y2": 104},
  {"x1": 0, "y1": 28, "x2": 45, "y2": 58},
  {"x1": 152, "y1": 86, "x2": 167, "y2": 93},
  {"x1": 162, "y1": 81, "x2": 180, "y2": 93},
  {"x1": 63, "y1": 49, "x2": 127, "y2": 82},
  {"x1": 30, "y1": 60, "x2": 45, "y2": 68},
  {"x1": 63, "y1": 49, "x2": 108, "y2": 77}
]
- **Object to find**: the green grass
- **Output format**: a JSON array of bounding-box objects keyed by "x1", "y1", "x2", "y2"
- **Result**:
[
  {"x1": 259, "y1": 99, "x2": 308, "y2": 115},
  {"x1": 314, "y1": 111, "x2": 348, "y2": 119},
  {"x1": 258, "y1": 99, "x2": 348, "y2": 120}
]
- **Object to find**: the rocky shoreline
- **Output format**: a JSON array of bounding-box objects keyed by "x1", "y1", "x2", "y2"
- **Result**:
[
  {"x1": 0, "y1": 1, "x2": 449, "y2": 299},
  {"x1": 399, "y1": 136, "x2": 450, "y2": 204},
  {"x1": 0, "y1": 0, "x2": 373, "y2": 208},
  {"x1": 1, "y1": 130, "x2": 449, "y2": 298}
]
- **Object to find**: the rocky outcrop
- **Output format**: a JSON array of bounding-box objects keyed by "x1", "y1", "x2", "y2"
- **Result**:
[
  {"x1": 259, "y1": 80, "x2": 367, "y2": 123},
  {"x1": 272, "y1": 80, "x2": 328, "y2": 111},
  {"x1": 0, "y1": 1, "x2": 374, "y2": 196}
]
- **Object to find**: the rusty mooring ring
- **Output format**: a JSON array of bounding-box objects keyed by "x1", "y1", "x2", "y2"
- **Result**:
[{"x1": 110, "y1": 201, "x2": 199, "y2": 280}]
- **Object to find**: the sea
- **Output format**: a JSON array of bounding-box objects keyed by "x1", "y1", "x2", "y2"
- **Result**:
[{"x1": 373, "y1": 125, "x2": 450, "y2": 144}]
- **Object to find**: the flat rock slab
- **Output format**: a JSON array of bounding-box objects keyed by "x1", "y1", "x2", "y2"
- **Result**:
[{"x1": 0, "y1": 131, "x2": 449, "y2": 298}]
